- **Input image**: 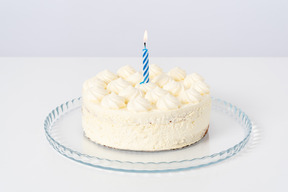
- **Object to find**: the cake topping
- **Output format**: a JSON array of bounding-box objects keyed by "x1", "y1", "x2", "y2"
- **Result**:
[
  {"x1": 101, "y1": 92, "x2": 126, "y2": 109},
  {"x1": 183, "y1": 74, "x2": 196, "y2": 89},
  {"x1": 156, "y1": 93, "x2": 181, "y2": 110},
  {"x1": 179, "y1": 88, "x2": 202, "y2": 104},
  {"x1": 152, "y1": 74, "x2": 172, "y2": 87},
  {"x1": 96, "y1": 70, "x2": 118, "y2": 84},
  {"x1": 149, "y1": 64, "x2": 163, "y2": 79},
  {"x1": 135, "y1": 82, "x2": 157, "y2": 93},
  {"x1": 191, "y1": 73, "x2": 204, "y2": 82},
  {"x1": 145, "y1": 86, "x2": 169, "y2": 104},
  {"x1": 184, "y1": 73, "x2": 205, "y2": 89},
  {"x1": 163, "y1": 80, "x2": 183, "y2": 96},
  {"x1": 126, "y1": 71, "x2": 143, "y2": 86},
  {"x1": 167, "y1": 67, "x2": 186, "y2": 81},
  {"x1": 88, "y1": 86, "x2": 109, "y2": 102},
  {"x1": 90, "y1": 77, "x2": 107, "y2": 88},
  {"x1": 119, "y1": 85, "x2": 144, "y2": 103},
  {"x1": 107, "y1": 78, "x2": 131, "y2": 94},
  {"x1": 85, "y1": 65, "x2": 210, "y2": 111},
  {"x1": 127, "y1": 96, "x2": 152, "y2": 112},
  {"x1": 83, "y1": 77, "x2": 106, "y2": 91},
  {"x1": 117, "y1": 65, "x2": 136, "y2": 80},
  {"x1": 194, "y1": 81, "x2": 210, "y2": 95}
]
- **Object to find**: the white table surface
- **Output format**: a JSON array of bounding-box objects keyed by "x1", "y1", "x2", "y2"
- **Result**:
[{"x1": 1, "y1": 57, "x2": 287, "y2": 191}]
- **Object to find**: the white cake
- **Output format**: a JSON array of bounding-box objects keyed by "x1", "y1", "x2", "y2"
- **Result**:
[{"x1": 82, "y1": 65, "x2": 211, "y2": 151}]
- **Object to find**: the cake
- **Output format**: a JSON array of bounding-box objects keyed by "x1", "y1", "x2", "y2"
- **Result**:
[{"x1": 82, "y1": 64, "x2": 211, "y2": 151}]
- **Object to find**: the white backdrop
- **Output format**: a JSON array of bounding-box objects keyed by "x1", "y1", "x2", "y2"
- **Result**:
[{"x1": 0, "y1": 0, "x2": 287, "y2": 57}]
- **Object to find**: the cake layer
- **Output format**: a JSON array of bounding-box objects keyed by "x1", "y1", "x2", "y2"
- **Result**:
[{"x1": 82, "y1": 96, "x2": 211, "y2": 151}]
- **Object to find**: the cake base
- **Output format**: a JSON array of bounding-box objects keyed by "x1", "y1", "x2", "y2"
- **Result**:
[
  {"x1": 84, "y1": 125, "x2": 209, "y2": 152},
  {"x1": 82, "y1": 96, "x2": 211, "y2": 152}
]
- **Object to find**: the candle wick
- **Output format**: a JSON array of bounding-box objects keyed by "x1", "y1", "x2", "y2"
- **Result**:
[{"x1": 144, "y1": 42, "x2": 146, "y2": 49}]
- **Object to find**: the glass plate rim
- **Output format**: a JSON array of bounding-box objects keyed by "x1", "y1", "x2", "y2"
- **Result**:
[{"x1": 44, "y1": 97, "x2": 252, "y2": 172}]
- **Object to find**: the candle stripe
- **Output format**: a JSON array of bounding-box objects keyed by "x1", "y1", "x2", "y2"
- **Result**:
[
  {"x1": 143, "y1": 61, "x2": 149, "y2": 71},
  {"x1": 143, "y1": 57, "x2": 148, "y2": 65},
  {"x1": 143, "y1": 75, "x2": 149, "y2": 83},
  {"x1": 143, "y1": 53, "x2": 148, "y2": 63},
  {"x1": 140, "y1": 48, "x2": 149, "y2": 84},
  {"x1": 143, "y1": 67, "x2": 148, "y2": 76},
  {"x1": 143, "y1": 70, "x2": 149, "y2": 80},
  {"x1": 143, "y1": 50, "x2": 147, "y2": 57}
]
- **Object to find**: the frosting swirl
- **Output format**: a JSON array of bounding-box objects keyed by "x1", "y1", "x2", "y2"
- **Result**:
[
  {"x1": 126, "y1": 72, "x2": 143, "y2": 86},
  {"x1": 149, "y1": 64, "x2": 163, "y2": 79},
  {"x1": 107, "y1": 78, "x2": 131, "y2": 94},
  {"x1": 163, "y1": 80, "x2": 183, "y2": 96},
  {"x1": 101, "y1": 92, "x2": 126, "y2": 109},
  {"x1": 88, "y1": 86, "x2": 109, "y2": 101},
  {"x1": 178, "y1": 88, "x2": 202, "y2": 104},
  {"x1": 127, "y1": 96, "x2": 152, "y2": 112},
  {"x1": 145, "y1": 86, "x2": 169, "y2": 104},
  {"x1": 167, "y1": 67, "x2": 186, "y2": 81},
  {"x1": 83, "y1": 77, "x2": 106, "y2": 91},
  {"x1": 183, "y1": 74, "x2": 196, "y2": 89},
  {"x1": 135, "y1": 82, "x2": 157, "y2": 93},
  {"x1": 117, "y1": 65, "x2": 136, "y2": 79},
  {"x1": 156, "y1": 93, "x2": 180, "y2": 110},
  {"x1": 152, "y1": 74, "x2": 172, "y2": 87},
  {"x1": 194, "y1": 81, "x2": 210, "y2": 95},
  {"x1": 96, "y1": 70, "x2": 118, "y2": 84},
  {"x1": 191, "y1": 73, "x2": 204, "y2": 82},
  {"x1": 119, "y1": 85, "x2": 144, "y2": 102}
]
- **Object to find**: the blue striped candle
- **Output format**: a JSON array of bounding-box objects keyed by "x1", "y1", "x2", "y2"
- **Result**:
[{"x1": 140, "y1": 30, "x2": 149, "y2": 84}]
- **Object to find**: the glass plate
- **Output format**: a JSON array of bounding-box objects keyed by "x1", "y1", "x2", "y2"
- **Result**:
[{"x1": 44, "y1": 97, "x2": 252, "y2": 173}]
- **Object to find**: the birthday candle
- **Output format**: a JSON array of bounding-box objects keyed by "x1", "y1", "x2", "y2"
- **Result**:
[{"x1": 140, "y1": 30, "x2": 149, "y2": 84}]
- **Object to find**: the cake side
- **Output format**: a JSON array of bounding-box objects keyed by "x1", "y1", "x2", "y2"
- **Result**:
[{"x1": 82, "y1": 96, "x2": 211, "y2": 151}]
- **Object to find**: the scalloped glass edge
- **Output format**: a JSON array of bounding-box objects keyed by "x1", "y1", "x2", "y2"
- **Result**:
[{"x1": 44, "y1": 97, "x2": 252, "y2": 173}]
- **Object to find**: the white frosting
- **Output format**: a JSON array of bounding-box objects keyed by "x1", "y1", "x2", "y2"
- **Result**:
[
  {"x1": 183, "y1": 74, "x2": 197, "y2": 89},
  {"x1": 96, "y1": 70, "x2": 118, "y2": 84},
  {"x1": 117, "y1": 65, "x2": 136, "y2": 79},
  {"x1": 101, "y1": 92, "x2": 126, "y2": 109},
  {"x1": 156, "y1": 93, "x2": 181, "y2": 111},
  {"x1": 178, "y1": 88, "x2": 202, "y2": 104},
  {"x1": 145, "y1": 86, "x2": 169, "y2": 104},
  {"x1": 191, "y1": 73, "x2": 204, "y2": 82},
  {"x1": 88, "y1": 86, "x2": 109, "y2": 101},
  {"x1": 83, "y1": 91, "x2": 100, "y2": 104},
  {"x1": 107, "y1": 78, "x2": 131, "y2": 94},
  {"x1": 194, "y1": 81, "x2": 210, "y2": 95},
  {"x1": 119, "y1": 85, "x2": 144, "y2": 103},
  {"x1": 167, "y1": 67, "x2": 186, "y2": 81},
  {"x1": 126, "y1": 72, "x2": 143, "y2": 86},
  {"x1": 149, "y1": 64, "x2": 163, "y2": 79},
  {"x1": 83, "y1": 66, "x2": 210, "y2": 110},
  {"x1": 152, "y1": 74, "x2": 172, "y2": 87},
  {"x1": 135, "y1": 82, "x2": 157, "y2": 93},
  {"x1": 184, "y1": 73, "x2": 205, "y2": 89},
  {"x1": 127, "y1": 96, "x2": 152, "y2": 112},
  {"x1": 83, "y1": 77, "x2": 106, "y2": 90},
  {"x1": 163, "y1": 80, "x2": 183, "y2": 96}
]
